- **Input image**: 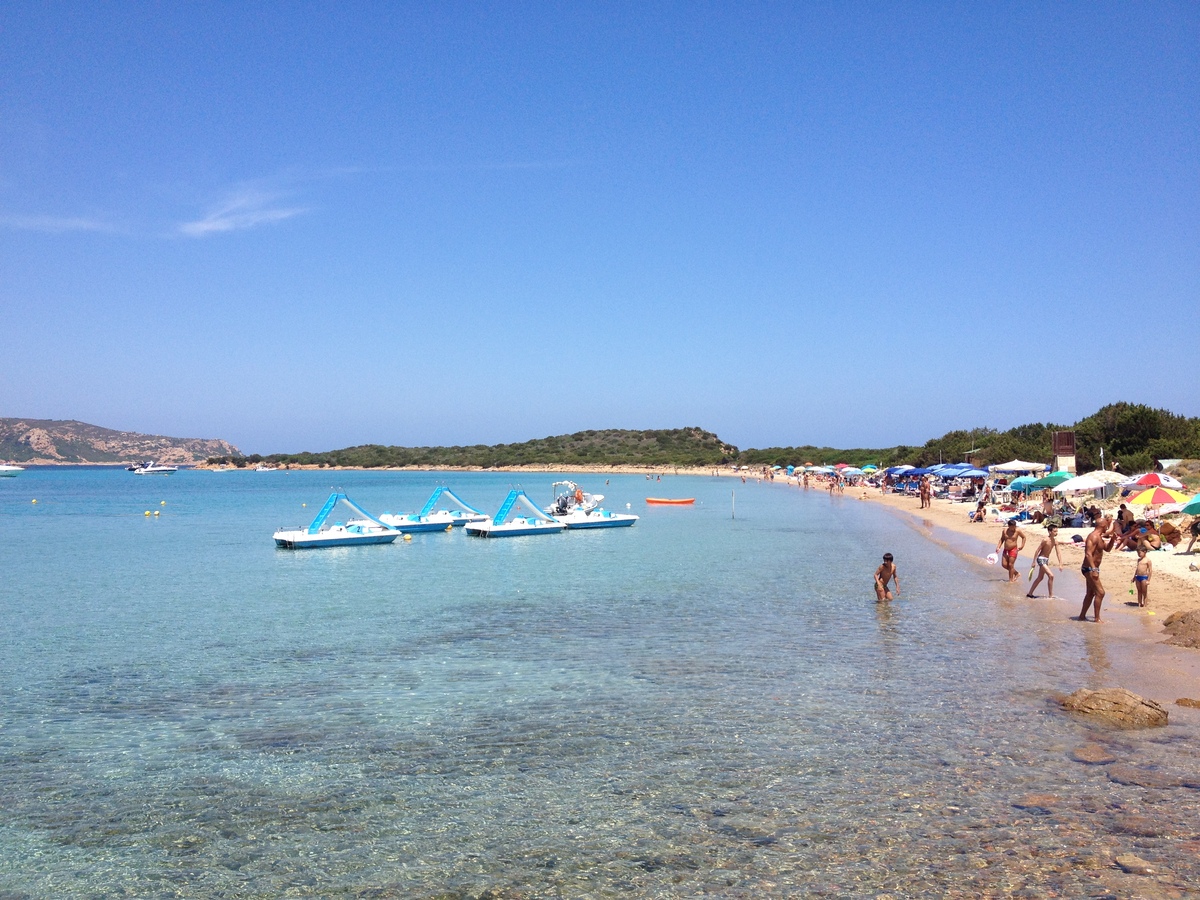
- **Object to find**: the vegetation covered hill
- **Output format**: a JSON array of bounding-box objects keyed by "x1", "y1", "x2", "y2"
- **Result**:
[
  {"x1": 207, "y1": 403, "x2": 1200, "y2": 473},
  {"x1": 212, "y1": 428, "x2": 737, "y2": 469},
  {"x1": 0, "y1": 418, "x2": 240, "y2": 465}
]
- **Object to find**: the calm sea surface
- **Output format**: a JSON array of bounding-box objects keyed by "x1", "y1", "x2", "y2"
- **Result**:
[{"x1": 2, "y1": 469, "x2": 1198, "y2": 898}]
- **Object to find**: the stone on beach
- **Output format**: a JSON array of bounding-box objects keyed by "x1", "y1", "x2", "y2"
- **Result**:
[
  {"x1": 1061, "y1": 688, "x2": 1169, "y2": 729},
  {"x1": 1069, "y1": 743, "x2": 1116, "y2": 764},
  {"x1": 1162, "y1": 609, "x2": 1200, "y2": 649}
]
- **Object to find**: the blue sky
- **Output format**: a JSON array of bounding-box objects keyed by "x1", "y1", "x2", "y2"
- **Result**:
[{"x1": 2, "y1": 3, "x2": 1197, "y2": 454}]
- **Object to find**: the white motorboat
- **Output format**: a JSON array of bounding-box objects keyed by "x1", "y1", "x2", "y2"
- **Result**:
[
  {"x1": 546, "y1": 480, "x2": 603, "y2": 516},
  {"x1": 0, "y1": 464, "x2": 24, "y2": 477},
  {"x1": 274, "y1": 491, "x2": 400, "y2": 549},
  {"x1": 546, "y1": 480, "x2": 637, "y2": 529},
  {"x1": 254, "y1": 464, "x2": 277, "y2": 472},
  {"x1": 465, "y1": 489, "x2": 566, "y2": 537},
  {"x1": 131, "y1": 462, "x2": 179, "y2": 475},
  {"x1": 557, "y1": 506, "x2": 639, "y2": 530}
]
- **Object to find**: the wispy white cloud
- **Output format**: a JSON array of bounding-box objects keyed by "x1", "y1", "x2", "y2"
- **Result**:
[
  {"x1": 0, "y1": 213, "x2": 117, "y2": 234},
  {"x1": 179, "y1": 187, "x2": 307, "y2": 237}
]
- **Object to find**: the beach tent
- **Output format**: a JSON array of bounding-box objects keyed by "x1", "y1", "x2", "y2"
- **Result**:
[
  {"x1": 991, "y1": 460, "x2": 1048, "y2": 473},
  {"x1": 1051, "y1": 474, "x2": 1106, "y2": 493}
]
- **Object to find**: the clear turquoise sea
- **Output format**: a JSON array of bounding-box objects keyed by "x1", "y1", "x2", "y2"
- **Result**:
[{"x1": 1, "y1": 469, "x2": 1198, "y2": 898}]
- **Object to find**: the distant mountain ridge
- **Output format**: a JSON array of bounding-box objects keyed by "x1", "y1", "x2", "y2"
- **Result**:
[{"x1": 0, "y1": 418, "x2": 240, "y2": 465}]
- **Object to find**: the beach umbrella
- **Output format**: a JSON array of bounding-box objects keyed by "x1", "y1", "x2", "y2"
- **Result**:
[
  {"x1": 1131, "y1": 472, "x2": 1184, "y2": 489},
  {"x1": 1030, "y1": 471, "x2": 1072, "y2": 489},
  {"x1": 991, "y1": 459, "x2": 1048, "y2": 473},
  {"x1": 1181, "y1": 494, "x2": 1200, "y2": 516},
  {"x1": 1008, "y1": 475, "x2": 1037, "y2": 492},
  {"x1": 1128, "y1": 486, "x2": 1190, "y2": 506},
  {"x1": 956, "y1": 468, "x2": 989, "y2": 479},
  {"x1": 840, "y1": 467, "x2": 864, "y2": 477},
  {"x1": 1081, "y1": 470, "x2": 1126, "y2": 484},
  {"x1": 1051, "y1": 474, "x2": 1107, "y2": 493}
]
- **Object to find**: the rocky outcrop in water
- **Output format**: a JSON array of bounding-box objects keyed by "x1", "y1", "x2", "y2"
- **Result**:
[
  {"x1": 1162, "y1": 609, "x2": 1200, "y2": 650},
  {"x1": 1061, "y1": 688, "x2": 1168, "y2": 729}
]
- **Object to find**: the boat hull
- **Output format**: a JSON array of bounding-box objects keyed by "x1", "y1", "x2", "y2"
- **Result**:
[
  {"x1": 378, "y1": 514, "x2": 452, "y2": 533},
  {"x1": 273, "y1": 529, "x2": 399, "y2": 549},
  {"x1": 559, "y1": 511, "x2": 639, "y2": 529},
  {"x1": 464, "y1": 519, "x2": 565, "y2": 537}
]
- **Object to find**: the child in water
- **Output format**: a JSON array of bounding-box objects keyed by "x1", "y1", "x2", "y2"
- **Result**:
[
  {"x1": 874, "y1": 553, "x2": 899, "y2": 601},
  {"x1": 1132, "y1": 548, "x2": 1153, "y2": 608}
]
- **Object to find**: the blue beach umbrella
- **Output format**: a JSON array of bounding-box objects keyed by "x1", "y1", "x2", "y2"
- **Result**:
[
  {"x1": 1008, "y1": 475, "x2": 1038, "y2": 493},
  {"x1": 1181, "y1": 494, "x2": 1200, "y2": 516}
]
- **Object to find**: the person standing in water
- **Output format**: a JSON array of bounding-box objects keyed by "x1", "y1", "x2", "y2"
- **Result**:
[
  {"x1": 1077, "y1": 516, "x2": 1116, "y2": 623},
  {"x1": 996, "y1": 520, "x2": 1027, "y2": 583},
  {"x1": 1026, "y1": 524, "x2": 1063, "y2": 598},
  {"x1": 874, "y1": 553, "x2": 900, "y2": 601}
]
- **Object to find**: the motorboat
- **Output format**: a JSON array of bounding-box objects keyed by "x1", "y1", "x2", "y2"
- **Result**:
[
  {"x1": 0, "y1": 464, "x2": 24, "y2": 477},
  {"x1": 273, "y1": 492, "x2": 400, "y2": 549},
  {"x1": 464, "y1": 489, "x2": 566, "y2": 537},
  {"x1": 557, "y1": 506, "x2": 639, "y2": 529},
  {"x1": 645, "y1": 497, "x2": 694, "y2": 505},
  {"x1": 546, "y1": 481, "x2": 636, "y2": 528},
  {"x1": 254, "y1": 464, "x2": 277, "y2": 472},
  {"x1": 131, "y1": 462, "x2": 179, "y2": 475},
  {"x1": 546, "y1": 480, "x2": 603, "y2": 517}
]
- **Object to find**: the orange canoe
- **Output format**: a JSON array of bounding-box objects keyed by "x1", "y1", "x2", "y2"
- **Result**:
[{"x1": 645, "y1": 497, "x2": 695, "y2": 505}]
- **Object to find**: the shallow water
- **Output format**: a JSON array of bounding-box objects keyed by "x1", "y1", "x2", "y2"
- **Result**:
[{"x1": 2, "y1": 469, "x2": 1198, "y2": 897}]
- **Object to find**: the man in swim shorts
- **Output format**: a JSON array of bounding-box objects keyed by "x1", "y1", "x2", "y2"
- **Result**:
[
  {"x1": 874, "y1": 553, "x2": 899, "y2": 601},
  {"x1": 1027, "y1": 524, "x2": 1062, "y2": 598},
  {"x1": 1077, "y1": 516, "x2": 1116, "y2": 623},
  {"x1": 996, "y1": 519, "x2": 1026, "y2": 583}
]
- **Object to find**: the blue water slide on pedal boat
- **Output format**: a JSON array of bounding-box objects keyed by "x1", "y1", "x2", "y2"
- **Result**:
[
  {"x1": 464, "y1": 489, "x2": 566, "y2": 537},
  {"x1": 273, "y1": 492, "x2": 401, "y2": 548}
]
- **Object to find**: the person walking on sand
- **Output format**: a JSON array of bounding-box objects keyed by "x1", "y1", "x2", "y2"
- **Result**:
[
  {"x1": 1131, "y1": 548, "x2": 1153, "y2": 608},
  {"x1": 1184, "y1": 516, "x2": 1200, "y2": 554},
  {"x1": 1027, "y1": 524, "x2": 1063, "y2": 598},
  {"x1": 1077, "y1": 516, "x2": 1116, "y2": 623},
  {"x1": 996, "y1": 520, "x2": 1027, "y2": 583},
  {"x1": 874, "y1": 553, "x2": 899, "y2": 601}
]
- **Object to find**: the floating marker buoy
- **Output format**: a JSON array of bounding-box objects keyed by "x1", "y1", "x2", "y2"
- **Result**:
[
  {"x1": 31, "y1": 499, "x2": 37, "y2": 504},
  {"x1": 446, "y1": 525, "x2": 453, "y2": 532},
  {"x1": 403, "y1": 534, "x2": 412, "y2": 541},
  {"x1": 626, "y1": 502, "x2": 631, "y2": 509},
  {"x1": 144, "y1": 510, "x2": 151, "y2": 516},
  {"x1": 160, "y1": 500, "x2": 166, "y2": 506},
  {"x1": 302, "y1": 503, "x2": 306, "y2": 507},
  {"x1": 154, "y1": 510, "x2": 160, "y2": 516}
]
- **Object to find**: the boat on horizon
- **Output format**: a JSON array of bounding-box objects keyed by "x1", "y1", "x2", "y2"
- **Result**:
[
  {"x1": 130, "y1": 462, "x2": 179, "y2": 475},
  {"x1": 465, "y1": 489, "x2": 566, "y2": 537},
  {"x1": 0, "y1": 464, "x2": 24, "y2": 477},
  {"x1": 273, "y1": 492, "x2": 400, "y2": 549}
]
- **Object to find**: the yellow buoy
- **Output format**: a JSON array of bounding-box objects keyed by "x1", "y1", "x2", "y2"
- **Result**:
[
  {"x1": 154, "y1": 510, "x2": 160, "y2": 516},
  {"x1": 403, "y1": 534, "x2": 412, "y2": 541},
  {"x1": 32, "y1": 499, "x2": 37, "y2": 504},
  {"x1": 144, "y1": 510, "x2": 151, "y2": 516},
  {"x1": 446, "y1": 525, "x2": 453, "y2": 532},
  {"x1": 160, "y1": 500, "x2": 166, "y2": 506},
  {"x1": 302, "y1": 503, "x2": 306, "y2": 507}
]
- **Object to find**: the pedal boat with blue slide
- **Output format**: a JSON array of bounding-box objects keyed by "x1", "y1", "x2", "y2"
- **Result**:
[
  {"x1": 379, "y1": 486, "x2": 488, "y2": 532},
  {"x1": 273, "y1": 492, "x2": 400, "y2": 549},
  {"x1": 464, "y1": 489, "x2": 566, "y2": 537}
]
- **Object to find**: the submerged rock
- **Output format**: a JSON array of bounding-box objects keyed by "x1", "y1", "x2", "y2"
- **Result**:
[
  {"x1": 1115, "y1": 852, "x2": 1160, "y2": 876},
  {"x1": 1070, "y1": 743, "x2": 1117, "y2": 765},
  {"x1": 1162, "y1": 609, "x2": 1200, "y2": 649},
  {"x1": 1176, "y1": 697, "x2": 1200, "y2": 709},
  {"x1": 1061, "y1": 688, "x2": 1168, "y2": 729}
]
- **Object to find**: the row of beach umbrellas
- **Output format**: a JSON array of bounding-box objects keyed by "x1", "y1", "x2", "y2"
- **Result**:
[{"x1": 1009, "y1": 469, "x2": 1197, "y2": 512}]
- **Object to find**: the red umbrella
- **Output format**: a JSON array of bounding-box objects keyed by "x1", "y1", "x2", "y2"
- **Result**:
[{"x1": 1133, "y1": 472, "x2": 1184, "y2": 489}]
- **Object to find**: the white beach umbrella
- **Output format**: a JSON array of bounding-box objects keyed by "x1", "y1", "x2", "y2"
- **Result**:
[
  {"x1": 1081, "y1": 470, "x2": 1127, "y2": 485},
  {"x1": 991, "y1": 459, "x2": 1049, "y2": 473},
  {"x1": 1051, "y1": 473, "x2": 1106, "y2": 493}
]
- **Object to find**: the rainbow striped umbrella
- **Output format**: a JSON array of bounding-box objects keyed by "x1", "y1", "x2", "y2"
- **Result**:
[{"x1": 1128, "y1": 486, "x2": 1190, "y2": 506}]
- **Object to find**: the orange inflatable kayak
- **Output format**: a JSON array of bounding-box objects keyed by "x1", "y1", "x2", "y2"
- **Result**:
[{"x1": 645, "y1": 497, "x2": 695, "y2": 505}]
